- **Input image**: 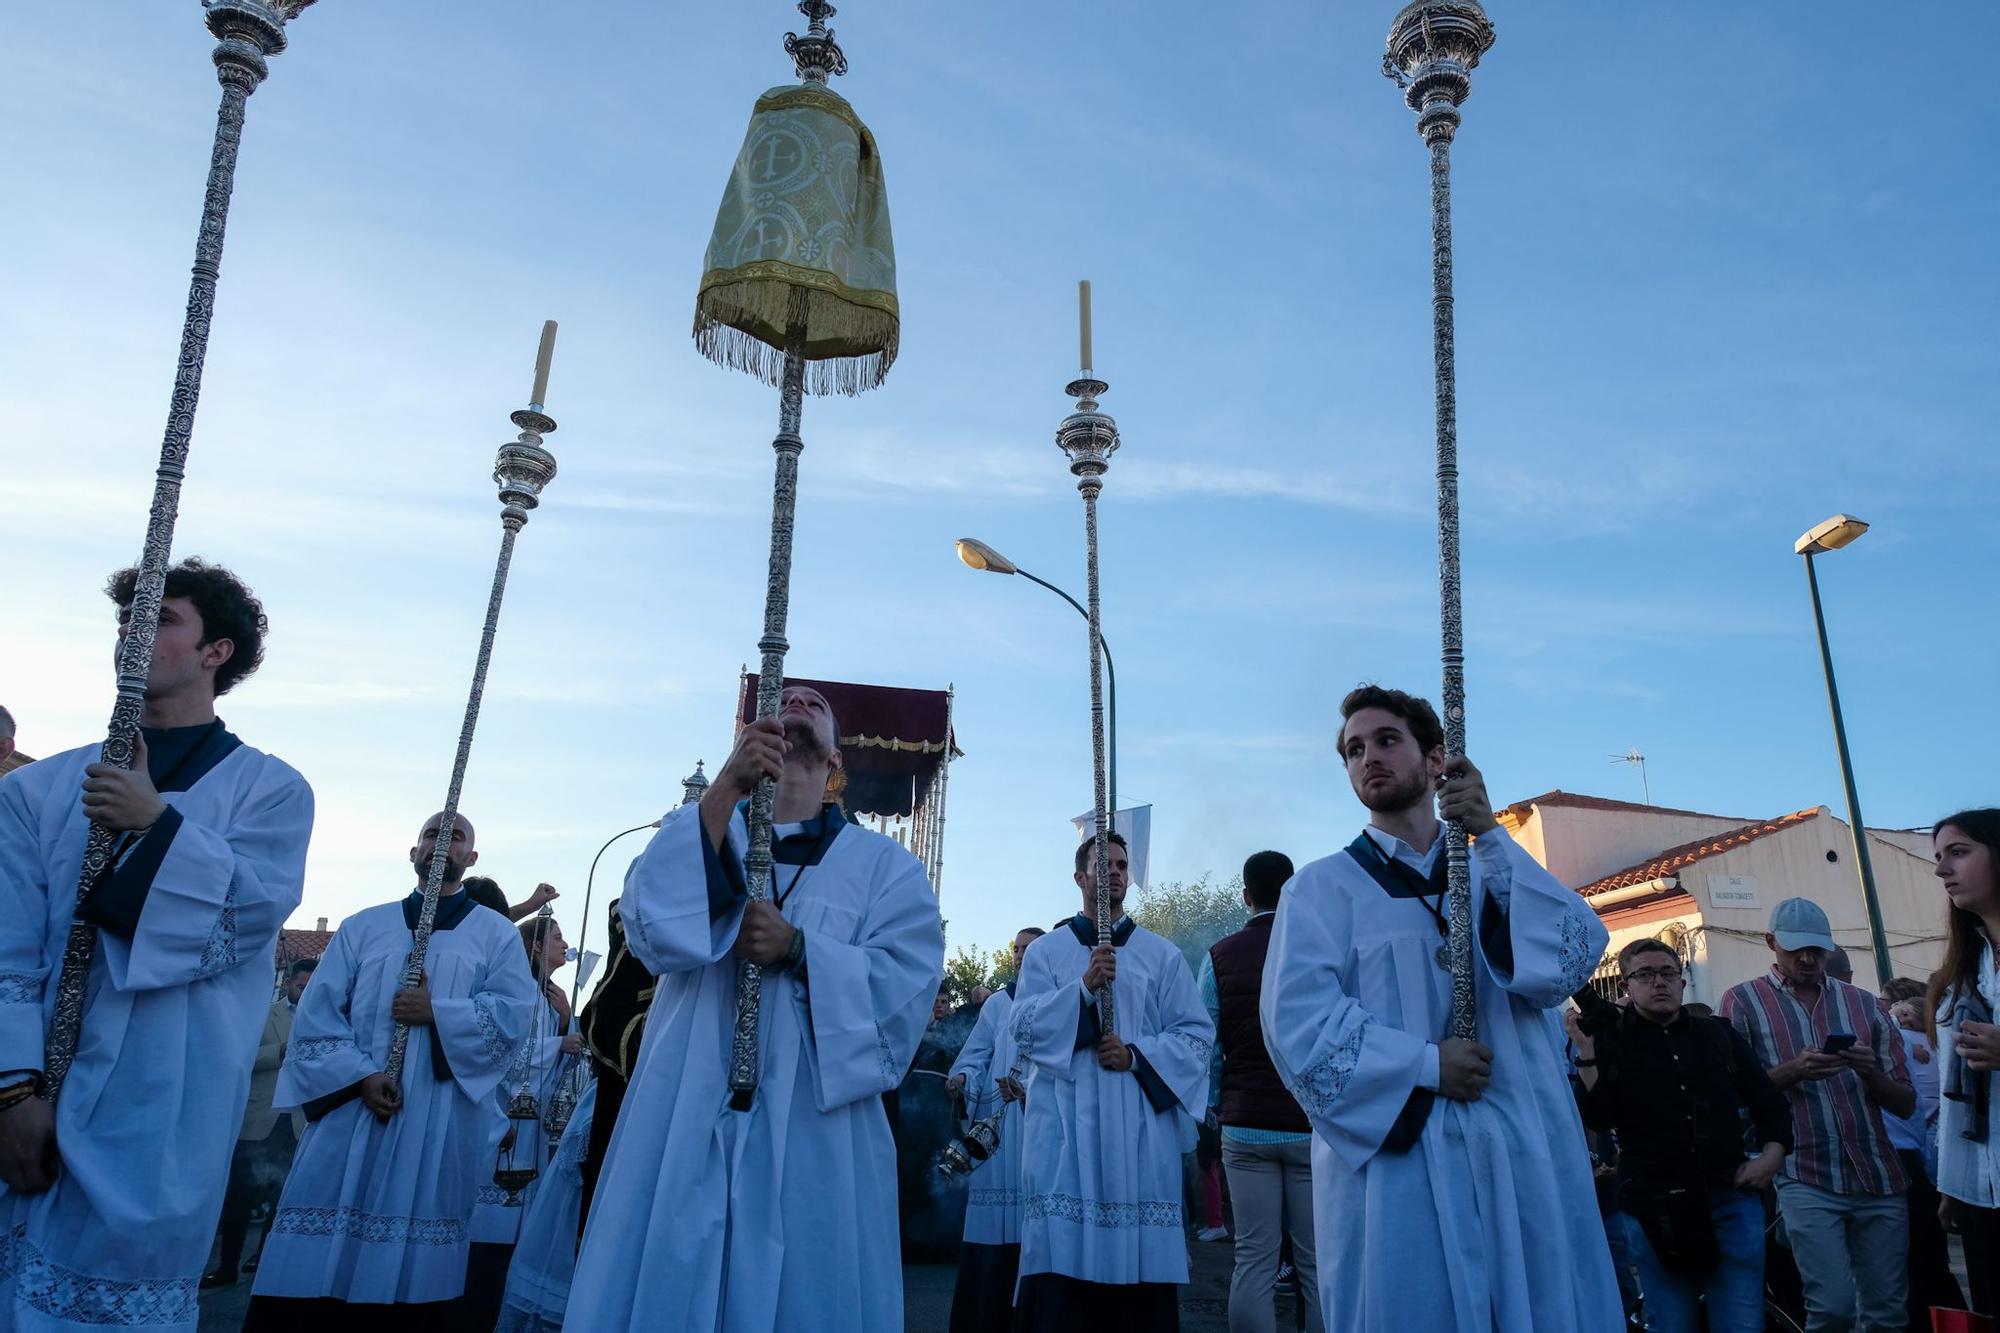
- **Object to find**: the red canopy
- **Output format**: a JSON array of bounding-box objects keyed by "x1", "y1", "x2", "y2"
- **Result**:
[{"x1": 735, "y1": 674, "x2": 959, "y2": 820}]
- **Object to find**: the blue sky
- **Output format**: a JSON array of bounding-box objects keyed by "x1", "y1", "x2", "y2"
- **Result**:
[{"x1": 4, "y1": 2, "x2": 1995, "y2": 969}]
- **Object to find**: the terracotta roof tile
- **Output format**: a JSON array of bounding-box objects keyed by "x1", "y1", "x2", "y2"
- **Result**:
[
  {"x1": 1579, "y1": 808, "x2": 1824, "y2": 898},
  {"x1": 275, "y1": 928, "x2": 333, "y2": 966}
]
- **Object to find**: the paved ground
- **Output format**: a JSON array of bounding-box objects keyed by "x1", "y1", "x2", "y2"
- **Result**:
[
  {"x1": 904, "y1": 1235, "x2": 1281, "y2": 1333},
  {"x1": 197, "y1": 1233, "x2": 1271, "y2": 1331}
]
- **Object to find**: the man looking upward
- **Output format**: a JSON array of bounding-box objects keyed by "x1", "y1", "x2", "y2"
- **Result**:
[{"x1": 567, "y1": 685, "x2": 944, "y2": 1331}]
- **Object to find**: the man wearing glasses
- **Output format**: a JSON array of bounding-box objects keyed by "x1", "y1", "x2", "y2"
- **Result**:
[{"x1": 1572, "y1": 938, "x2": 1791, "y2": 1333}]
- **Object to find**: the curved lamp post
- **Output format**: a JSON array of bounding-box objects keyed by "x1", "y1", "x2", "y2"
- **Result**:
[
  {"x1": 567, "y1": 763, "x2": 708, "y2": 1012},
  {"x1": 1796, "y1": 513, "x2": 1892, "y2": 987},
  {"x1": 956, "y1": 538, "x2": 1118, "y2": 832}
]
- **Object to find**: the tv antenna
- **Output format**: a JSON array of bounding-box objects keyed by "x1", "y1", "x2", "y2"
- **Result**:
[{"x1": 1610, "y1": 748, "x2": 1651, "y2": 805}]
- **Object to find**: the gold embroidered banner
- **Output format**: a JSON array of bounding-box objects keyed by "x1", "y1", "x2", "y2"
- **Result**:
[{"x1": 694, "y1": 83, "x2": 899, "y2": 396}]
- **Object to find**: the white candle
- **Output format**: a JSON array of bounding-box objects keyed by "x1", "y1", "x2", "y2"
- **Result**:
[
  {"x1": 1078, "y1": 280, "x2": 1093, "y2": 372},
  {"x1": 530, "y1": 319, "x2": 558, "y2": 407}
]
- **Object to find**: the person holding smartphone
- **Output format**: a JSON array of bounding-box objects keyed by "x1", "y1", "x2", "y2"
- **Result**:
[{"x1": 1721, "y1": 897, "x2": 1916, "y2": 1333}]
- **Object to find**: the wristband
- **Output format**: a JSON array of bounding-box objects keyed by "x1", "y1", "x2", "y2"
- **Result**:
[{"x1": 776, "y1": 925, "x2": 807, "y2": 972}]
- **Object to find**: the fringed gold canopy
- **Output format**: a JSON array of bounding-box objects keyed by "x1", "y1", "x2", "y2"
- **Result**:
[{"x1": 694, "y1": 84, "x2": 899, "y2": 397}]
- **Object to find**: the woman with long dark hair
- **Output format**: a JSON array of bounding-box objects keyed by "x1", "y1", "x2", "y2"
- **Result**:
[
  {"x1": 1926, "y1": 809, "x2": 2000, "y2": 1316},
  {"x1": 460, "y1": 914, "x2": 585, "y2": 1329}
]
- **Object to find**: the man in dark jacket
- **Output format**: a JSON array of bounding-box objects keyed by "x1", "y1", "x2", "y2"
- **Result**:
[
  {"x1": 1573, "y1": 938, "x2": 1791, "y2": 1333},
  {"x1": 1200, "y1": 850, "x2": 1324, "y2": 1333}
]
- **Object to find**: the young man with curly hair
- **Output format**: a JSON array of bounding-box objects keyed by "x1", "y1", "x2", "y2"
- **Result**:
[{"x1": 0, "y1": 559, "x2": 314, "y2": 1330}]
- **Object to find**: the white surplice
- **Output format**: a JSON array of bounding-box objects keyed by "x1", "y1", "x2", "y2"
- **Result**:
[
  {"x1": 566, "y1": 804, "x2": 944, "y2": 1333},
  {"x1": 250, "y1": 895, "x2": 537, "y2": 1305},
  {"x1": 0, "y1": 739, "x2": 312, "y2": 1332},
  {"x1": 949, "y1": 988, "x2": 1029, "y2": 1246},
  {"x1": 496, "y1": 1077, "x2": 596, "y2": 1333},
  {"x1": 1260, "y1": 825, "x2": 1622, "y2": 1333},
  {"x1": 1011, "y1": 918, "x2": 1214, "y2": 1288}
]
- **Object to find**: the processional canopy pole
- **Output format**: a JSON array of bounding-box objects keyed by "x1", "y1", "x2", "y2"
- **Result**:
[
  {"x1": 700, "y1": 0, "x2": 900, "y2": 1110},
  {"x1": 1382, "y1": 0, "x2": 1495, "y2": 1043},
  {"x1": 383, "y1": 322, "x2": 562, "y2": 1095},
  {"x1": 41, "y1": 0, "x2": 319, "y2": 1104},
  {"x1": 1056, "y1": 280, "x2": 1121, "y2": 1036}
]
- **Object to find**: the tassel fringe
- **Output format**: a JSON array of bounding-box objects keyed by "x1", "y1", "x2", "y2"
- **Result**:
[{"x1": 693, "y1": 282, "x2": 899, "y2": 397}]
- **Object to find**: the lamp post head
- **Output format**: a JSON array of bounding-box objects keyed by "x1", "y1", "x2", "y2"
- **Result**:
[
  {"x1": 1382, "y1": 0, "x2": 1496, "y2": 144},
  {"x1": 955, "y1": 538, "x2": 1018, "y2": 576},
  {"x1": 1796, "y1": 514, "x2": 1869, "y2": 556}
]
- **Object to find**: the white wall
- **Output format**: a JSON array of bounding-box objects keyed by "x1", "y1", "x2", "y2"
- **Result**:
[
  {"x1": 1593, "y1": 815, "x2": 1950, "y2": 1001},
  {"x1": 1524, "y1": 802, "x2": 1747, "y2": 890}
]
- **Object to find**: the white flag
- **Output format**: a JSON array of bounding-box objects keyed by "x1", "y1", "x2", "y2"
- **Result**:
[{"x1": 1071, "y1": 804, "x2": 1152, "y2": 891}]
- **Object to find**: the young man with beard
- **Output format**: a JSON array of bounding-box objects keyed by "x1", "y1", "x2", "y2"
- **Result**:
[
  {"x1": 566, "y1": 685, "x2": 944, "y2": 1332},
  {"x1": 244, "y1": 813, "x2": 538, "y2": 1330},
  {"x1": 0, "y1": 559, "x2": 313, "y2": 1331},
  {"x1": 1260, "y1": 685, "x2": 1621, "y2": 1333},
  {"x1": 1009, "y1": 833, "x2": 1215, "y2": 1329}
]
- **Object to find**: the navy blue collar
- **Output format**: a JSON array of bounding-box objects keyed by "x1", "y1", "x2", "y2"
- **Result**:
[
  {"x1": 1346, "y1": 831, "x2": 1449, "y2": 937},
  {"x1": 140, "y1": 718, "x2": 241, "y2": 794},
  {"x1": 1065, "y1": 913, "x2": 1136, "y2": 948},
  {"x1": 734, "y1": 800, "x2": 848, "y2": 866},
  {"x1": 403, "y1": 887, "x2": 473, "y2": 933}
]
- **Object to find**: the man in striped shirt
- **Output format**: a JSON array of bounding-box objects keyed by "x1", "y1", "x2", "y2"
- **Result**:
[{"x1": 1721, "y1": 897, "x2": 1916, "y2": 1333}]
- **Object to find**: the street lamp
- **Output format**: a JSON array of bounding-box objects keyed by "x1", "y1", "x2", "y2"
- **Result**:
[
  {"x1": 1795, "y1": 513, "x2": 1892, "y2": 987},
  {"x1": 955, "y1": 538, "x2": 1119, "y2": 831}
]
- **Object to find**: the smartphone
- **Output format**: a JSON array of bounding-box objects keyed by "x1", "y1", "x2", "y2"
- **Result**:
[{"x1": 1820, "y1": 1032, "x2": 1858, "y2": 1055}]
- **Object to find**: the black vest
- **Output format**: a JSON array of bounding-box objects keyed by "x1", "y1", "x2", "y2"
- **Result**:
[{"x1": 1209, "y1": 914, "x2": 1310, "y2": 1133}]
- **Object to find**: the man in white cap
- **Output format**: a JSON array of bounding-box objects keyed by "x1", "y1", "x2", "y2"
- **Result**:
[{"x1": 1721, "y1": 897, "x2": 1915, "y2": 1333}]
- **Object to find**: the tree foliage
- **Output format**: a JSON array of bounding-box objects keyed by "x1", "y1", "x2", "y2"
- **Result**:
[
  {"x1": 942, "y1": 875, "x2": 1248, "y2": 1006},
  {"x1": 1129, "y1": 874, "x2": 1246, "y2": 976},
  {"x1": 940, "y1": 942, "x2": 1014, "y2": 1006}
]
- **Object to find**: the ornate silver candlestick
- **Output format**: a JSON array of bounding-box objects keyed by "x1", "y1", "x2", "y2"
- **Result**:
[
  {"x1": 1383, "y1": 0, "x2": 1495, "y2": 1042},
  {"x1": 41, "y1": 0, "x2": 320, "y2": 1104},
  {"x1": 1056, "y1": 281, "x2": 1121, "y2": 1036},
  {"x1": 384, "y1": 324, "x2": 561, "y2": 1092}
]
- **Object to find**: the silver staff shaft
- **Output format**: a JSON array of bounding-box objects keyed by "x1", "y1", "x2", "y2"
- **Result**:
[
  {"x1": 1057, "y1": 360, "x2": 1122, "y2": 1038},
  {"x1": 1385, "y1": 0, "x2": 1495, "y2": 1042},
  {"x1": 1429, "y1": 128, "x2": 1476, "y2": 1043},
  {"x1": 385, "y1": 375, "x2": 560, "y2": 1090},
  {"x1": 384, "y1": 522, "x2": 524, "y2": 1088},
  {"x1": 41, "y1": 0, "x2": 307, "y2": 1104},
  {"x1": 728, "y1": 296, "x2": 810, "y2": 1110},
  {"x1": 1081, "y1": 480, "x2": 1115, "y2": 1036}
]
